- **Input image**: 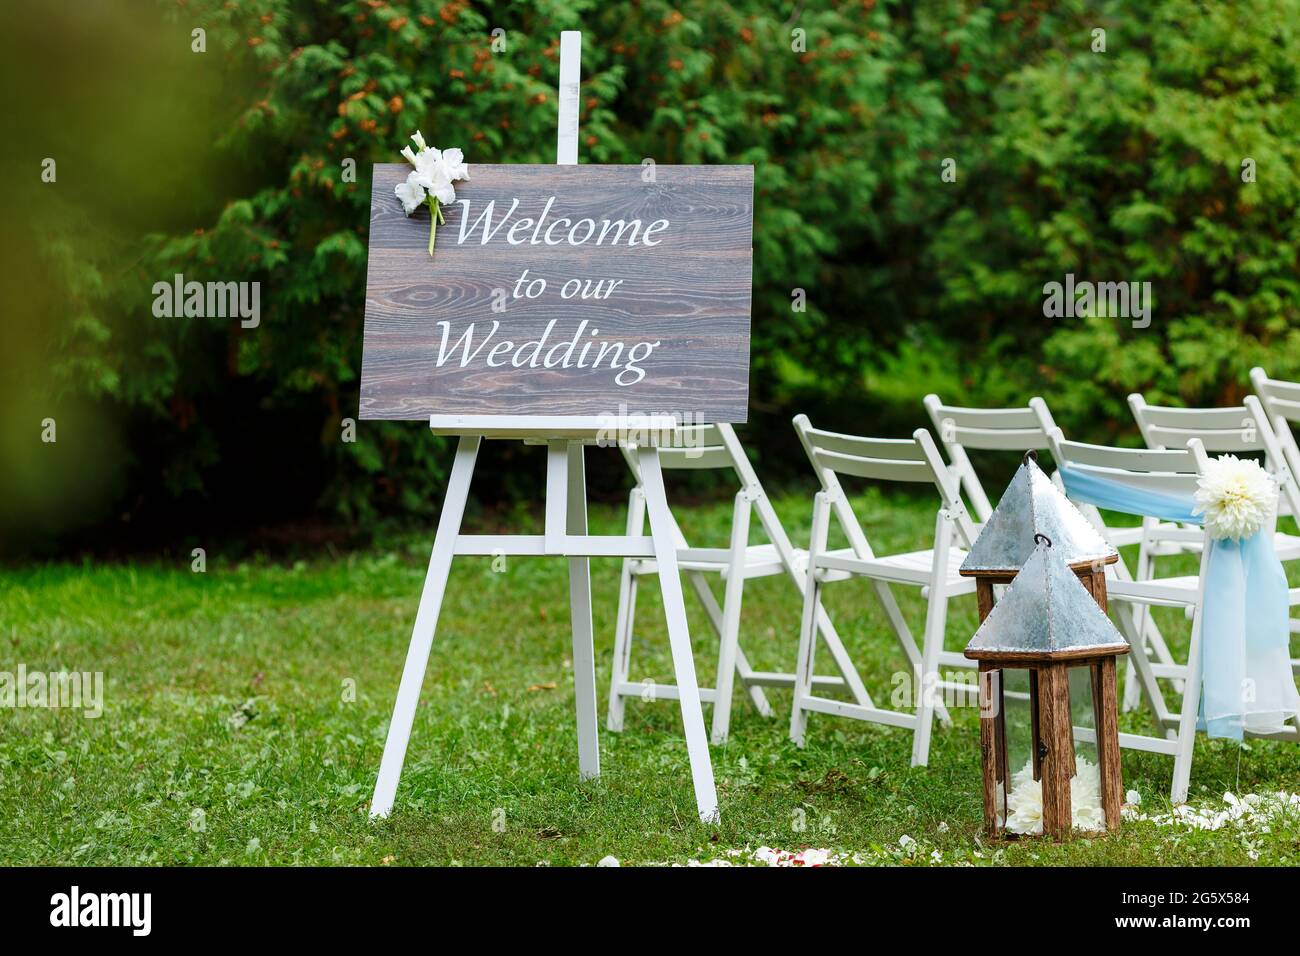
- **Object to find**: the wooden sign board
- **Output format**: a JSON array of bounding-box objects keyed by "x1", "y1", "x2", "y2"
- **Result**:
[{"x1": 360, "y1": 164, "x2": 754, "y2": 423}]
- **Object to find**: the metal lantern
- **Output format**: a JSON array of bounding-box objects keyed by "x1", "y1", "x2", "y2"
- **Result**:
[
  {"x1": 960, "y1": 450, "x2": 1117, "y2": 621},
  {"x1": 964, "y1": 535, "x2": 1128, "y2": 840}
]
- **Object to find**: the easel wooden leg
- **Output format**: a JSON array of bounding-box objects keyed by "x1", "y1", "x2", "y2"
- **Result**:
[
  {"x1": 371, "y1": 435, "x2": 481, "y2": 818},
  {"x1": 638, "y1": 445, "x2": 720, "y2": 823},
  {"x1": 565, "y1": 442, "x2": 600, "y2": 780}
]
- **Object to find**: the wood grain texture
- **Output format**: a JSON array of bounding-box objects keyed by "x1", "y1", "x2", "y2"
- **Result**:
[
  {"x1": 978, "y1": 662, "x2": 1003, "y2": 836},
  {"x1": 1091, "y1": 656, "x2": 1124, "y2": 831},
  {"x1": 1038, "y1": 663, "x2": 1074, "y2": 840},
  {"x1": 360, "y1": 164, "x2": 754, "y2": 421}
]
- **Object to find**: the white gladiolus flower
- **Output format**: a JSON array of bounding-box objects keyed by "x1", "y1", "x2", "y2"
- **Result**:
[
  {"x1": 438, "y1": 147, "x2": 470, "y2": 182},
  {"x1": 394, "y1": 172, "x2": 427, "y2": 215},
  {"x1": 1193, "y1": 454, "x2": 1277, "y2": 541},
  {"x1": 394, "y1": 131, "x2": 471, "y2": 255}
]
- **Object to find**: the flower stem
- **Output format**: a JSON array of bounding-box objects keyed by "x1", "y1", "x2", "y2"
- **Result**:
[{"x1": 427, "y1": 197, "x2": 438, "y2": 256}]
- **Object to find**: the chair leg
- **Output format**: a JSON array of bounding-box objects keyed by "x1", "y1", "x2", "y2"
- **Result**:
[
  {"x1": 1170, "y1": 573, "x2": 1209, "y2": 804},
  {"x1": 711, "y1": 491, "x2": 751, "y2": 745},
  {"x1": 912, "y1": 512, "x2": 954, "y2": 767},
  {"x1": 791, "y1": 491, "x2": 830, "y2": 747},
  {"x1": 607, "y1": 486, "x2": 645, "y2": 732},
  {"x1": 685, "y1": 570, "x2": 771, "y2": 716}
]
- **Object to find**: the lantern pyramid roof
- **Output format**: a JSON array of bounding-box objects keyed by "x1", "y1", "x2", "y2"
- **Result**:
[
  {"x1": 963, "y1": 538, "x2": 1129, "y2": 660},
  {"x1": 960, "y1": 452, "x2": 1116, "y2": 575}
]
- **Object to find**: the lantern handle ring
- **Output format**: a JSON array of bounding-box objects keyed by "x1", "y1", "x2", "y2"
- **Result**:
[
  {"x1": 1034, "y1": 533, "x2": 1052, "y2": 548},
  {"x1": 1023, "y1": 449, "x2": 1038, "y2": 465}
]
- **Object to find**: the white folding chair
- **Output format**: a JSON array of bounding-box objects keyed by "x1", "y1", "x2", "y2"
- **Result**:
[
  {"x1": 1130, "y1": 393, "x2": 1300, "y2": 555},
  {"x1": 924, "y1": 393, "x2": 1142, "y2": 548},
  {"x1": 1047, "y1": 428, "x2": 1300, "y2": 801},
  {"x1": 1253, "y1": 368, "x2": 1300, "y2": 500},
  {"x1": 925, "y1": 393, "x2": 1176, "y2": 709},
  {"x1": 789, "y1": 416, "x2": 975, "y2": 766},
  {"x1": 1252, "y1": 367, "x2": 1300, "y2": 647},
  {"x1": 1130, "y1": 392, "x2": 1300, "y2": 676},
  {"x1": 608, "y1": 423, "x2": 874, "y2": 744}
]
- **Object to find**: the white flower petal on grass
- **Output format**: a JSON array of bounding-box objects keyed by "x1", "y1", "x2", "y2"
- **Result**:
[
  {"x1": 1193, "y1": 454, "x2": 1277, "y2": 541},
  {"x1": 597, "y1": 855, "x2": 619, "y2": 867},
  {"x1": 394, "y1": 173, "x2": 427, "y2": 215}
]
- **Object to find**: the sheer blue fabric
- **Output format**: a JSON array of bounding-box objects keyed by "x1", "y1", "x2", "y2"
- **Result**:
[{"x1": 1058, "y1": 465, "x2": 1298, "y2": 740}]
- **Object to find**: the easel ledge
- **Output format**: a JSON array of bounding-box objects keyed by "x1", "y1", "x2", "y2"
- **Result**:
[{"x1": 429, "y1": 413, "x2": 682, "y2": 442}]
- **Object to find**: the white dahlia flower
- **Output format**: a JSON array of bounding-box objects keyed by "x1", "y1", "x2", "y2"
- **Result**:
[{"x1": 1193, "y1": 454, "x2": 1277, "y2": 541}]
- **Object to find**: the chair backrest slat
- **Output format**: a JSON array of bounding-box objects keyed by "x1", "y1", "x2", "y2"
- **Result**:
[
  {"x1": 800, "y1": 424, "x2": 928, "y2": 462},
  {"x1": 924, "y1": 403, "x2": 1043, "y2": 430},
  {"x1": 1264, "y1": 396, "x2": 1300, "y2": 421},
  {"x1": 923, "y1": 394, "x2": 1058, "y2": 522},
  {"x1": 1049, "y1": 430, "x2": 1201, "y2": 500},
  {"x1": 947, "y1": 424, "x2": 1051, "y2": 450},
  {"x1": 656, "y1": 446, "x2": 735, "y2": 470},
  {"x1": 1129, "y1": 394, "x2": 1272, "y2": 455},
  {"x1": 1251, "y1": 369, "x2": 1300, "y2": 518},
  {"x1": 1252, "y1": 367, "x2": 1300, "y2": 408},
  {"x1": 812, "y1": 449, "x2": 934, "y2": 484},
  {"x1": 1142, "y1": 424, "x2": 1261, "y2": 453},
  {"x1": 793, "y1": 414, "x2": 977, "y2": 553}
]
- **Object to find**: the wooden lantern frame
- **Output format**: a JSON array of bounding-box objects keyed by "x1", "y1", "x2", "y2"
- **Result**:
[{"x1": 969, "y1": 648, "x2": 1127, "y2": 840}]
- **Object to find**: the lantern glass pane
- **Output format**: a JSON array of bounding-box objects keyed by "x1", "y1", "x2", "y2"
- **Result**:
[
  {"x1": 997, "y1": 663, "x2": 1106, "y2": 836},
  {"x1": 1068, "y1": 663, "x2": 1104, "y2": 833},
  {"x1": 996, "y1": 668, "x2": 1034, "y2": 833}
]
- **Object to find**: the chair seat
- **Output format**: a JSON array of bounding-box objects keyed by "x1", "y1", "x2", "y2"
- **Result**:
[
  {"x1": 630, "y1": 542, "x2": 790, "y2": 578},
  {"x1": 1104, "y1": 525, "x2": 1145, "y2": 548},
  {"x1": 814, "y1": 545, "x2": 976, "y2": 590},
  {"x1": 1129, "y1": 529, "x2": 1300, "y2": 560},
  {"x1": 1108, "y1": 574, "x2": 1200, "y2": 608}
]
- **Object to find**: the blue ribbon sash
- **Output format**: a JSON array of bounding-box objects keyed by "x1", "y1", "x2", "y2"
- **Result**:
[{"x1": 1058, "y1": 465, "x2": 1298, "y2": 740}]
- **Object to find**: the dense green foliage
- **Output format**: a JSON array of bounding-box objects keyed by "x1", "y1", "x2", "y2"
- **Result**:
[{"x1": 8, "y1": 0, "x2": 1300, "y2": 549}]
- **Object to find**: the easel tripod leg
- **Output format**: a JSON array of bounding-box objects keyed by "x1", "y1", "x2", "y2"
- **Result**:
[
  {"x1": 370, "y1": 436, "x2": 481, "y2": 818},
  {"x1": 638, "y1": 445, "x2": 720, "y2": 823},
  {"x1": 567, "y1": 441, "x2": 600, "y2": 780}
]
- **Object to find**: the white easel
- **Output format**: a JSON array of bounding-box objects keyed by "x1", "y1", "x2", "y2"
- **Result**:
[{"x1": 369, "y1": 33, "x2": 721, "y2": 824}]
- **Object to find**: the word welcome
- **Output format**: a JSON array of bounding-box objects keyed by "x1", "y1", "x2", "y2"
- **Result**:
[
  {"x1": 457, "y1": 196, "x2": 670, "y2": 247},
  {"x1": 436, "y1": 319, "x2": 661, "y2": 387},
  {"x1": 1042, "y1": 273, "x2": 1152, "y2": 329},
  {"x1": 50, "y1": 886, "x2": 151, "y2": 936},
  {"x1": 0, "y1": 665, "x2": 103, "y2": 717},
  {"x1": 152, "y1": 273, "x2": 260, "y2": 328}
]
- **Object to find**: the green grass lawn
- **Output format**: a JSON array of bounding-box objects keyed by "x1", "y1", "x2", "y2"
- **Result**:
[{"x1": 2, "y1": 486, "x2": 1298, "y2": 866}]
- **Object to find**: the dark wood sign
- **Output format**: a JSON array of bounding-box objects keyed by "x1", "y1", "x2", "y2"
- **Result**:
[{"x1": 360, "y1": 164, "x2": 754, "y2": 423}]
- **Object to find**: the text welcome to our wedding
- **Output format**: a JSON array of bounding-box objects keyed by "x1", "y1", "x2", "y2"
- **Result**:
[{"x1": 360, "y1": 164, "x2": 755, "y2": 423}]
